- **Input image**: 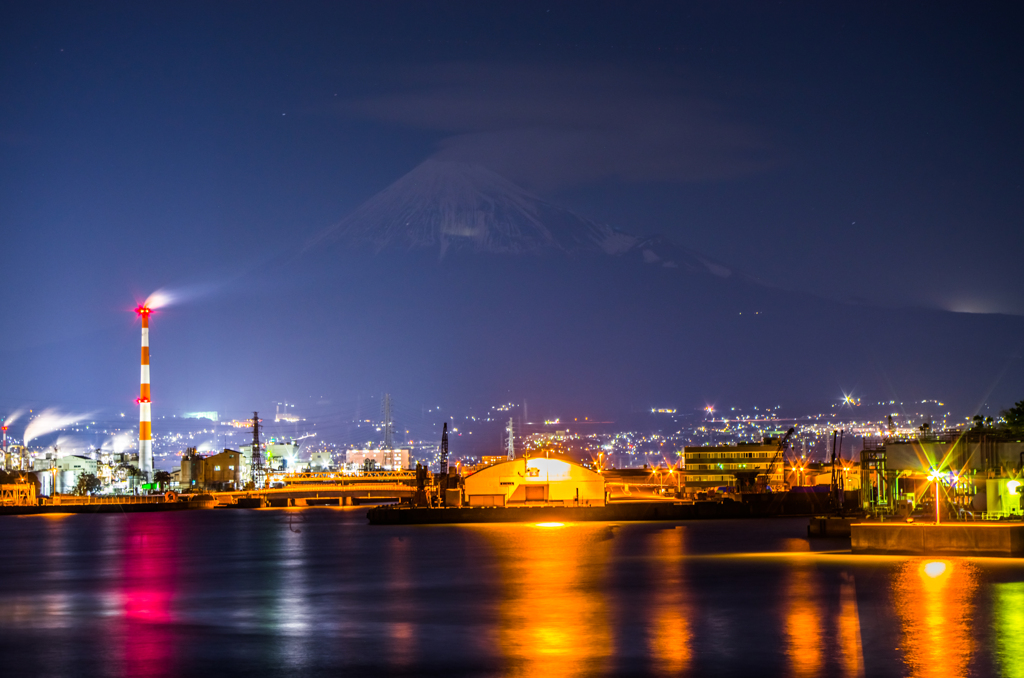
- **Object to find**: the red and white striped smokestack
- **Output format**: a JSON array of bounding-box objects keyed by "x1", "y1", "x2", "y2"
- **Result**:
[{"x1": 135, "y1": 305, "x2": 153, "y2": 480}]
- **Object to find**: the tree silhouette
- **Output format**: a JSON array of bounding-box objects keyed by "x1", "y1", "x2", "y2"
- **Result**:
[
  {"x1": 1002, "y1": 401, "x2": 1024, "y2": 436},
  {"x1": 153, "y1": 470, "x2": 172, "y2": 490},
  {"x1": 73, "y1": 473, "x2": 102, "y2": 496}
]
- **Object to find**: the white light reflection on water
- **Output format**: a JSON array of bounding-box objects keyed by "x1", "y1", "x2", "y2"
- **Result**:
[{"x1": 273, "y1": 514, "x2": 316, "y2": 673}]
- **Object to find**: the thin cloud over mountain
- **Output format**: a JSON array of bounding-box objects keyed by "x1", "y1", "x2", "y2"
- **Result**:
[
  {"x1": 310, "y1": 159, "x2": 734, "y2": 278},
  {"x1": 340, "y1": 63, "x2": 776, "y2": 191}
]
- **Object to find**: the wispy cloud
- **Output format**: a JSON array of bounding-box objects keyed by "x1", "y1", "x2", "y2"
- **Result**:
[{"x1": 340, "y1": 63, "x2": 775, "y2": 190}]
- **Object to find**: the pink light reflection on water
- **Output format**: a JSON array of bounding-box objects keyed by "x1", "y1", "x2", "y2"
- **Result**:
[{"x1": 117, "y1": 514, "x2": 180, "y2": 678}]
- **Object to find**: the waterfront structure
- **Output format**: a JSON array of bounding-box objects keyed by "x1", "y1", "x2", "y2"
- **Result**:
[
  {"x1": 0, "y1": 481, "x2": 35, "y2": 506},
  {"x1": 859, "y1": 433, "x2": 1024, "y2": 516},
  {"x1": 461, "y1": 455, "x2": 506, "y2": 474},
  {"x1": 309, "y1": 449, "x2": 333, "y2": 470},
  {"x1": 3, "y1": 445, "x2": 28, "y2": 471},
  {"x1": 878, "y1": 436, "x2": 1024, "y2": 473},
  {"x1": 241, "y1": 441, "x2": 301, "y2": 475},
  {"x1": 55, "y1": 455, "x2": 99, "y2": 493},
  {"x1": 345, "y1": 448, "x2": 409, "y2": 471},
  {"x1": 180, "y1": 448, "x2": 242, "y2": 490},
  {"x1": 681, "y1": 443, "x2": 784, "y2": 492},
  {"x1": 463, "y1": 456, "x2": 605, "y2": 507}
]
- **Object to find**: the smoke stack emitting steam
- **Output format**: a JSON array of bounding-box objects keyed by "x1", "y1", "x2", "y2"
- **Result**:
[
  {"x1": 135, "y1": 303, "x2": 153, "y2": 480},
  {"x1": 131, "y1": 286, "x2": 209, "y2": 480}
]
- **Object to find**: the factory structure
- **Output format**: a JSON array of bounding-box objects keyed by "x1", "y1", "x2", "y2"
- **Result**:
[
  {"x1": 0, "y1": 290, "x2": 1022, "y2": 527},
  {"x1": 177, "y1": 439, "x2": 304, "y2": 491},
  {"x1": 345, "y1": 448, "x2": 410, "y2": 471},
  {"x1": 680, "y1": 442, "x2": 785, "y2": 493},
  {"x1": 462, "y1": 456, "x2": 605, "y2": 507}
]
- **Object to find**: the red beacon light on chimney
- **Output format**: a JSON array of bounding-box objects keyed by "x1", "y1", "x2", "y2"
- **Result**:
[{"x1": 135, "y1": 305, "x2": 152, "y2": 317}]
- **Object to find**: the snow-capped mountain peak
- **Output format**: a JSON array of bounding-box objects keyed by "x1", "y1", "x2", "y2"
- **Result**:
[{"x1": 310, "y1": 159, "x2": 731, "y2": 277}]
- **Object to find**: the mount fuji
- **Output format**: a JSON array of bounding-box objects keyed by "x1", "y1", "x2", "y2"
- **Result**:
[
  {"x1": 311, "y1": 159, "x2": 733, "y2": 278},
  {"x1": 269, "y1": 159, "x2": 1024, "y2": 420}
]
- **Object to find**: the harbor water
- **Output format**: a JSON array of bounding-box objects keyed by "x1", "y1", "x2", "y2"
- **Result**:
[{"x1": 1, "y1": 508, "x2": 1021, "y2": 677}]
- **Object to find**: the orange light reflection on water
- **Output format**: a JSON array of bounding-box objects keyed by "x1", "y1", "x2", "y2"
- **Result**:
[
  {"x1": 483, "y1": 523, "x2": 612, "y2": 678},
  {"x1": 837, "y1": 573, "x2": 865, "y2": 678},
  {"x1": 386, "y1": 535, "x2": 417, "y2": 669},
  {"x1": 646, "y1": 527, "x2": 691, "y2": 676},
  {"x1": 893, "y1": 559, "x2": 977, "y2": 678},
  {"x1": 784, "y1": 566, "x2": 823, "y2": 678}
]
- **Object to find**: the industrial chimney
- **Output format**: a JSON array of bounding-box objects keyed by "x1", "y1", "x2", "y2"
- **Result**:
[{"x1": 135, "y1": 304, "x2": 153, "y2": 480}]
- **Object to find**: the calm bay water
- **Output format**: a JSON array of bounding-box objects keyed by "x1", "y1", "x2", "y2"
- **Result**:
[{"x1": 0, "y1": 509, "x2": 1022, "y2": 677}]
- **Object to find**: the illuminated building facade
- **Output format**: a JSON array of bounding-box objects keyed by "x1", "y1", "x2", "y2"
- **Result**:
[
  {"x1": 463, "y1": 457, "x2": 605, "y2": 507},
  {"x1": 682, "y1": 443, "x2": 784, "y2": 492},
  {"x1": 180, "y1": 448, "x2": 241, "y2": 490},
  {"x1": 345, "y1": 448, "x2": 409, "y2": 471}
]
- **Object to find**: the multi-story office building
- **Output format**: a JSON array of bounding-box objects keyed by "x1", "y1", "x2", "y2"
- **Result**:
[{"x1": 681, "y1": 443, "x2": 784, "y2": 492}]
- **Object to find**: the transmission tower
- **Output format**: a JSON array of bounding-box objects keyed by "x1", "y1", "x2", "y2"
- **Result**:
[
  {"x1": 506, "y1": 418, "x2": 515, "y2": 461},
  {"x1": 440, "y1": 422, "x2": 449, "y2": 473},
  {"x1": 381, "y1": 393, "x2": 395, "y2": 449},
  {"x1": 250, "y1": 411, "x2": 264, "y2": 490}
]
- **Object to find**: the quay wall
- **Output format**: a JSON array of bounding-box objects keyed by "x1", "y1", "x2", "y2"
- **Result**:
[{"x1": 852, "y1": 522, "x2": 1024, "y2": 556}]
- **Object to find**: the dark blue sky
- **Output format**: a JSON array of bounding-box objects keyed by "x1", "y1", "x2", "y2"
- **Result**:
[{"x1": 2, "y1": 2, "x2": 1022, "y2": 418}]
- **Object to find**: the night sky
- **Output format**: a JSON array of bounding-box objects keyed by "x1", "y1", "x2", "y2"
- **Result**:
[{"x1": 2, "y1": 2, "x2": 1022, "y2": 420}]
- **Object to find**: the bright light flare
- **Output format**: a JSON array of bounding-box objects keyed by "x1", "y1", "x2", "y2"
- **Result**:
[
  {"x1": 535, "y1": 522, "x2": 565, "y2": 528},
  {"x1": 1008, "y1": 481, "x2": 1021, "y2": 496},
  {"x1": 923, "y1": 561, "x2": 948, "y2": 578}
]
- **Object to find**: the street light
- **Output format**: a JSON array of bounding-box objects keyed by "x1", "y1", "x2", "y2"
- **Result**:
[{"x1": 928, "y1": 468, "x2": 942, "y2": 524}]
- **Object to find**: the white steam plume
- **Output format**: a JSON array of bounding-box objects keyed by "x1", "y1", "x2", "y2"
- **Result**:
[
  {"x1": 142, "y1": 282, "x2": 219, "y2": 311},
  {"x1": 102, "y1": 433, "x2": 134, "y2": 455},
  {"x1": 23, "y1": 409, "x2": 96, "y2": 447},
  {"x1": 53, "y1": 435, "x2": 87, "y2": 456},
  {"x1": 3, "y1": 409, "x2": 24, "y2": 428}
]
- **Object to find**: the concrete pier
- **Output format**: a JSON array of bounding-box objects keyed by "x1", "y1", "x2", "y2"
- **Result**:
[{"x1": 852, "y1": 522, "x2": 1024, "y2": 556}]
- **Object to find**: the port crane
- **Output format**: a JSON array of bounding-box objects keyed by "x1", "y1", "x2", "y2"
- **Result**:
[{"x1": 756, "y1": 426, "x2": 796, "y2": 493}]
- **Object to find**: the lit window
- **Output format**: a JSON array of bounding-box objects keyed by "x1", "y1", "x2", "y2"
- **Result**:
[
  {"x1": 229, "y1": 465, "x2": 234, "y2": 470},
  {"x1": 214, "y1": 465, "x2": 221, "y2": 471}
]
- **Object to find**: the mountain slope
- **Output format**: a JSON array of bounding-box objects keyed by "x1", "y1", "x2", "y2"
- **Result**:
[{"x1": 312, "y1": 159, "x2": 732, "y2": 277}]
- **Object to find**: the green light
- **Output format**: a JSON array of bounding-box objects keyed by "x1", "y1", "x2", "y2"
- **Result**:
[{"x1": 995, "y1": 583, "x2": 1024, "y2": 677}]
